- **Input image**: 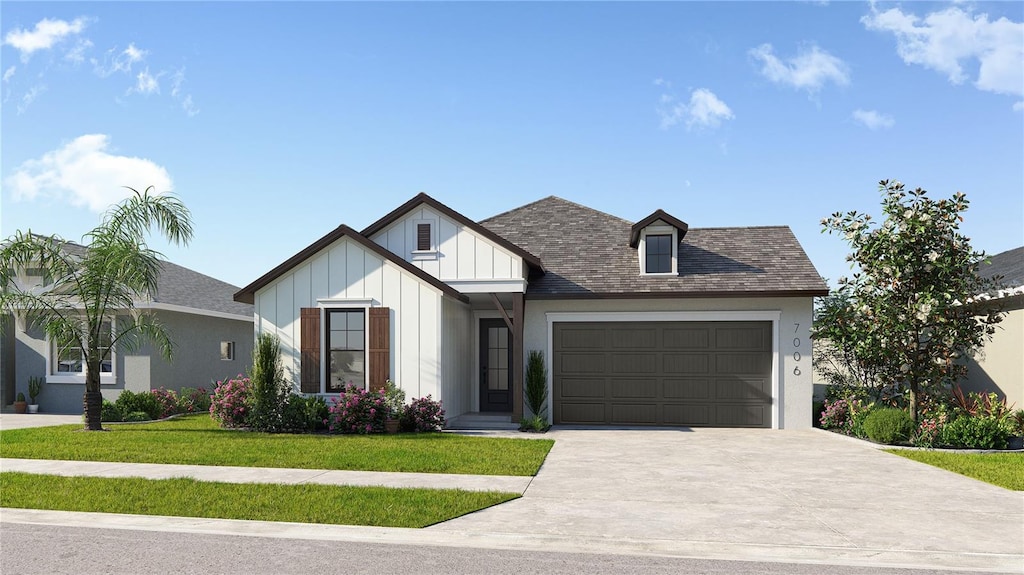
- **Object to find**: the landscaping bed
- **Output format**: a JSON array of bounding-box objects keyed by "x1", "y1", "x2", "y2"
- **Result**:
[
  {"x1": 0, "y1": 414, "x2": 553, "y2": 476},
  {"x1": 0, "y1": 472, "x2": 519, "y2": 527}
]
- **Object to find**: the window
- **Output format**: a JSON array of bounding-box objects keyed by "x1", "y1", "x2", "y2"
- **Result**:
[
  {"x1": 51, "y1": 321, "x2": 113, "y2": 376},
  {"x1": 326, "y1": 309, "x2": 365, "y2": 392},
  {"x1": 645, "y1": 234, "x2": 672, "y2": 274},
  {"x1": 220, "y1": 341, "x2": 235, "y2": 361},
  {"x1": 417, "y1": 223, "x2": 431, "y2": 251}
]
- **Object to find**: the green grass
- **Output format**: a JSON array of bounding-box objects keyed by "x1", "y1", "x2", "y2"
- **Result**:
[
  {"x1": 887, "y1": 450, "x2": 1024, "y2": 491},
  {"x1": 0, "y1": 472, "x2": 518, "y2": 527},
  {"x1": 0, "y1": 415, "x2": 552, "y2": 476}
]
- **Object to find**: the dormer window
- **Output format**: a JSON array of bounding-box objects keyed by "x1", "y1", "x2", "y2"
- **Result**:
[{"x1": 629, "y1": 209, "x2": 689, "y2": 276}]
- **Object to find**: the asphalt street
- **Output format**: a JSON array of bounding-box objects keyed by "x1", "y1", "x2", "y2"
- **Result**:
[{"x1": 0, "y1": 523, "x2": 1007, "y2": 575}]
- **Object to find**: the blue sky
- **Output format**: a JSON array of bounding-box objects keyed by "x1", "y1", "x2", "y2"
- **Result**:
[{"x1": 2, "y1": 1, "x2": 1022, "y2": 290}]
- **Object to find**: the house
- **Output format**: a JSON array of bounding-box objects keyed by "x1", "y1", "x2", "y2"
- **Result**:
[
  {"x1": 234, "y1": 194, "x2": 828, "y2": 429},
  {"x1": 962, "y1": 246, "x2": 1024, "y2": 408},
  {"x1": 2, "y1": 239, "x2": 254, "y2": 414}
]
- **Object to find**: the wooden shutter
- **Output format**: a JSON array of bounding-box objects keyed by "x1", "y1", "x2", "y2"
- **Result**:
[
  {"x1": 416, "y1": 223, "x2": 431, "y2": 251},
  {"x1": 368, "y1": 307, "x2": 390, "y2": 392},
  {"x1": 300, "y1": 308, "x2": 320, "y2": 393}
]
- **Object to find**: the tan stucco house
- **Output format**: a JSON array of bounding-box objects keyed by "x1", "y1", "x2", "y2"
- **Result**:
[{"x1": 234, "y1": 194, "x2": 828, "y2": 429}]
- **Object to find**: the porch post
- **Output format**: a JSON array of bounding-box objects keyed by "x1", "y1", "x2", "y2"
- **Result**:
[{"x1": 512, "y1": 292, "x2": 524, "y2": 421}]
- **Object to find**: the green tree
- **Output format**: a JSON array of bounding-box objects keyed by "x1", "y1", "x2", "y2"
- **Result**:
[
  {"x1": 820, "y1": 180, "x2": 1004, "y2": 421},
  {"x1": 0, "y1": 187, "x2": 193, "y2": 430},
  {"x1": 248, "y1": 332, "x2": 288, "y2": 432}
]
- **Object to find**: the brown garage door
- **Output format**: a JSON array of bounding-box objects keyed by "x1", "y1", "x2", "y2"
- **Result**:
[{"x1": 553, "y1": 321, "x2": 772, "y2": 428}]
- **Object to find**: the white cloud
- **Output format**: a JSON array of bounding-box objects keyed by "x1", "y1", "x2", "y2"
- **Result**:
[
  {"x1": 170, "y1": 68, "x2": 186, "y2": 98},
  {"x1": 92, "y1": 43, "x2": 147, "y2": 77},
  {"x1": 17, "y1": 84, "x2": 46, "y2": 114},
  {"x1": 131, "y1": 68, "x2": 160, "y2": 95},
  {"x1": 180, "y1": 94, "x2": 199, "y2": 117},
  {"x1": 658, "y1": 87, "x2": 734, "y2": 130},
  {"x1": 3, "y1": 66, "x2": 15, "y2": 83},
  {"x1": 749, "y1": 43, "x2": 851, "y2": 94},
  {"x1": 852, "y1": 109, "x2": 895, "y2": 130},
  {"x1": 1014, "y1": 101, "x2": 1024, "y2": 112},
  {"x1": 5, "y1": 134, "x2": 173, "y2": 212},
  {"x1": 862, "y1": 6, "x2": 1024, "y2": 97},
  {"x1": 3, "y1": 17, "x2": 88, "y2": 61},
  {"x1": 64, "y1": 38, "x2": 93, "y2": 64}
]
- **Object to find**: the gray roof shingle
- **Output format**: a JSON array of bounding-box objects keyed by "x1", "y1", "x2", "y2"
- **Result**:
[
  {"x1": 980, "y1": 246, "x2": 1024, "y2": 288},
  {"x1": 480, "y1": 196, "x2": 828, "y2": 297}
]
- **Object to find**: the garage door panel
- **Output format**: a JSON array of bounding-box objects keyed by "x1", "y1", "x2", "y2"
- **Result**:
[
  {"x1": 560, "y1": 353, "x2": 606, "y2": 374},
  {"x1": 715, "y1": 353, "x2": 767, "y2": 375},
  {"x1": 612, "y1": 353, "x2": 657, "y2": 374},
  {"x1": 611, "y1": 378, "x2": 658, "y2": 398},
  {"x1": 716, "y1": 404, "x2": 770, "y2": 427},
  {"x1": 611, "y1": 403, "x2": 658, "y2": 425},
  {"x1": 663, "y1": 328, "x2": 710, "y2": 349},
  {"x1": 663, "y1": 354, "x2": 710, "y2": 374},
  {"x1": 663, "y1": 379, "x2": 711, "y2": 399},
  {"x1": 715, "y1": 326, "x2": 768, "y2": 350},
  {"x1": 560, "y1": 378, "x2": 607, "y2": 399},
  {"x1": 610, "y1": 329, "x2": 657, "y2": 348},
  {"x1": 559, "y1": 328, "x2": 606, "y2": 349},
  {"x1": 663, "y1": 404, "x2": 711, "y2": 426},
  {"x1": 560, "y1": 403, "x2": 606, "y2": 424},
  {"x1": 714, "y1": 377, "x2": 772, "y2": 401}
]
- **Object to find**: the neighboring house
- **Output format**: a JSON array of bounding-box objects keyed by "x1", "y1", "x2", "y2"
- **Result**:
[
  {"x1": 963, "y1": 246, "x2": 1024, "y2": 408},
  {"x1": 2, "y1": 240, "x2": 254, "y2": 414},
  {"x1": 235, "y1": 194, "x2": 827, "y2": 429}
]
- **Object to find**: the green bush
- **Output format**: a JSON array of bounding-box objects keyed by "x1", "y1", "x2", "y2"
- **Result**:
[
  {"x1": 115, "y1": 391, "x2": 160, "y2": 420},
  {"x1": 122, "y1": 411, "x2": 151, "y2": 422},
  {"x1": 248, "y1": 333, "x2": 287, "y2": 432},
  {"x1": 525, "y1": 350, "x2": 548, "y2": 418},
  {"x1": 849, "y1": 401, "x2": 876, "y2": 438},
  {"x1": 100, "y1": 399, "x2": 122, "y2": 422},
  {"x1": 941, "y1": 416, "x2": 1011, "y2": 449},
  {"x1": 862, "y1": 407, "x2": 915, "y2": 444},
  {"x1": 519, "y1": 414, "x2": 549, "y2": 433},
  {"x1": 382, "y1": 380, "x2": 405, "y2": 418},
  {"x1": 280, "y1": 394, "x2": 328, "y2": 433}
]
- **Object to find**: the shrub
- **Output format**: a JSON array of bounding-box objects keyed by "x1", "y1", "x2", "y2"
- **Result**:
[
  {"x1": 100, "y1": 399, "x2": 122, "y2": 422},
  {"x1": 941, "y1": 416, "x2": 1011, "y2": 449},
  {"x1": 382, "y1": 380, "x2": 405, "y2": 419},
  {"x1": 177, "y1": 387, "x2": 211, "y2": 414},
  {"x1": 519, "y1": 414, "x2": 549, "y2": 433},
  {"x1": 1010, "y1": 409, "x2": 1024, "y2": 436},
  {"x1": 327, "y1": 384, "x2": 388, "y2": 434},
  {"x1": 210, "y1": 376, "x2": 251, "y2": 428},
  {"x1": 400, "y1": 395, "x2": 445, "y2": 432},
  {"x1": 820, "y1": 398, "x2": 849, "y2": 431},
  {"x1": 123, "y1": 411, "x2": 151, "y2": 422},
  {"x1": 848, "y1": 400, "x2": 875, "y2": 438},
  {"x1": 115, "y1": 390, "x2": 161, "y2": 421},
  {"x1": 525, "y1": 350, "x2": 549, "y2": 419},
  {"x1": 248, "y1": 333, "x2": 288, "y2": 432},
  {"x1": 862, "y1": 408, "x2": 915, "y2": 444},
  {"x1": 280, "y1": 394, "x2": 329, "y2": 433},
  {"x1": 151, "y1": 388, "x2": 180, "y2": 419}
]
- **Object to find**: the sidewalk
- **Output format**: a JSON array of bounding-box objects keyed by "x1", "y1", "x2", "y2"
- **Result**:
[{"x1": 0, "y1": 458, "x2": 533, "y2": 493}]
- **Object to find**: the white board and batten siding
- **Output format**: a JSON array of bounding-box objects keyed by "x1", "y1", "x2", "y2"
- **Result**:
[
  {"x1": 370, "y1": 205, "x2": 526, "y2": 284},
  {"x1": 253, "y1": 236, "x2": 445, "y2": 400}
]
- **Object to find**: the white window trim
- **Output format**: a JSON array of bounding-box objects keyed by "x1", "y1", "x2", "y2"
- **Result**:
[
  {"x1": 411, "y1": 218, "x2": 438, "y2": 260},
  {"x1": 544, "y1": 310, "x2": 782, "y2": 429},
  {"x1": 638, "y1": 224, "x2": 677, "y2": 276},
  {"x1": 316, "y1": 299, "x2": 372, "y2": 394},
  {"x1": 44, "y1": 318, "x2": 117, "y2": 385}
]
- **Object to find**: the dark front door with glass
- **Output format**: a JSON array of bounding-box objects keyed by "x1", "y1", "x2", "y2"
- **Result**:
[{"x1": 479, "y1": 319, "x2": 512, "y2": 412}]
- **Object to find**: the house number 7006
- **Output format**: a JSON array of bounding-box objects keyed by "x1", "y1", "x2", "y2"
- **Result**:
[{"x1": 792, "y1": 323, "x2": 802, "y2": 376}]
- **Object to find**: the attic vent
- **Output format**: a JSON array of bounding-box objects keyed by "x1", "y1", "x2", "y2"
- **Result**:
[{"x1": 416, "y1": 223, "x2": 431, "y2": 251}]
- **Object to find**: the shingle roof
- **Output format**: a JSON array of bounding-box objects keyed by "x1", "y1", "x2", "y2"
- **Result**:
[
  {"x1": 980, "y1": 246, "x2": 1024, "y2": 288},
  {"x1": 480, "y1": 196, "x2": 828, "y2": 298},
  {"x1": 57, "y1": 239, "x2": 252, "y2": 316}
]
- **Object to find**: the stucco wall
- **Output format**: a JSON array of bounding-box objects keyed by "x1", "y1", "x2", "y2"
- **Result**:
[
  {"x1": 963, "y1": 300, "x2": 1023, "y2": 409},
  {"x1": 520, "y1": 296, "x2": 815, "y2": 429}
]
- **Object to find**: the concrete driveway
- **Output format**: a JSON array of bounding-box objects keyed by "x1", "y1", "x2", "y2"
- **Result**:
[
  {"x1": 0, "y1": 413, "x2": 82, "y2": 430},
  {"x1": 433, "y1": 427, "x2": 1024, "y2": 572}
]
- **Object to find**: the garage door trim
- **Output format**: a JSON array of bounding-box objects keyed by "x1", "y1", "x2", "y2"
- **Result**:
[{"x1": 545, "y1": 311, "x2": 781, "y2": 429}]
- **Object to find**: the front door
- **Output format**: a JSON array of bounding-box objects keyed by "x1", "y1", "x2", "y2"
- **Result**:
[{"x1": 479, "y1": 319, "x2": 512, "y2": 412}]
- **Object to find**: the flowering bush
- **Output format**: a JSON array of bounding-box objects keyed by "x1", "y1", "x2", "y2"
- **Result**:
[
  {"x1": 327, "y1": 384, "x2": 388, "y2": 434},
  {"x1": 151, "y1": 388, "x2": 180, "y2": 419},
  {"x1": 400, "y1": 395, "x2": 445, "y2": 432},
  {"x1": 210, "y1": 375, "x2": 251, "y2": 428},
  {"x1": 177, "y1": 387, "x2": 211, "y2": 414},
  {"x1": 819, "y1": 398, "x2": 850, "y2": 431}
]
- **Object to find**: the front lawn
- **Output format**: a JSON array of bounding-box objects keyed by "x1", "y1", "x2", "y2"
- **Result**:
[
  {"x1": 0, "y1": 472, "x2": 517, "y2": 527},
  {"x1": 887, "y1": 450, "x2": 1024, "y2": 491},
  {"x1": 0, "y1": 415, "x2": 552, "y2": 476}
]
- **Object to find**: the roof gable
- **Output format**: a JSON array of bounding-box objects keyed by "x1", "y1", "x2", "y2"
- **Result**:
[
  {"x1": 629, "y1": 209, "x2": 689, "y2": 248},
  {"x1": 233, "y1": 224, "x2": 468, "y2": 304},
  {"x1": 980, "y1": 246, "x2": 1024, "y2": 288}
]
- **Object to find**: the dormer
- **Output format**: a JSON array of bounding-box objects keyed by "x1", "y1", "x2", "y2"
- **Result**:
[{"x1": 629, "y1": 209, "x2": 688, "y2": 276}]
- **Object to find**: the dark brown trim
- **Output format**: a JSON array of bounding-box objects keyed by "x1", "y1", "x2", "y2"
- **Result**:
[
  {"x1": 233, "y1": 224, "x2": 469, "y2": 304},
  {"x1": 629, "y1": 209, "x2": 689, "y2": 248},
  {"x1": 525, "y1": 289, "x2": 830, "y2": 300},
  {"x1": 368, "y1": 307, "x2": 390, "y2": 393},
  {"x1": 511, "y1": 291, "x2": 524, "y2": 421},
  {"x1": 360, "y1": 192, "x2": 545, "y2": 275},
  {"x1": 299, "y1": 308, "x2": 320, "y2": 394}
]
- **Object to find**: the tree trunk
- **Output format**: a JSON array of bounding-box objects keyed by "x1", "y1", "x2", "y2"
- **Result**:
[
  {"x1": 83, "y1": 360, "x2": 103, "y2": 431},
  {"x1": 909, "y1": 380, "x2": 919, "y2": 424}
]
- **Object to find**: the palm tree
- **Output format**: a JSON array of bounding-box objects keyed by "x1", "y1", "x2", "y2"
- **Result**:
[{"x1": 0, "y1": 187, "x2": 193, "y2": 430}]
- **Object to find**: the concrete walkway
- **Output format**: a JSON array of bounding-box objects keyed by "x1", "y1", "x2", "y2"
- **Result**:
[{"x1": 0, "y1": 413, "x2": 82, "y2": 430}]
